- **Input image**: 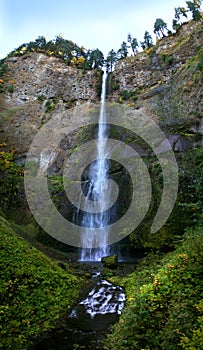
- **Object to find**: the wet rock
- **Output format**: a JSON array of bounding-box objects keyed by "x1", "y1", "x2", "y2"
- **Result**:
[{"x1": 101, "y1": 255, "x2": 118, "y2": 269}]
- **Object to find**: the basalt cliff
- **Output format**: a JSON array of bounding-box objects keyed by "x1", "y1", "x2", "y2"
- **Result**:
[{"x1": 0, "y1": 20, "x2": 202, "y2": 163}]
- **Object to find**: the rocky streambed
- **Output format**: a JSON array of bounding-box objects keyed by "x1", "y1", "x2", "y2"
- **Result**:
[{"x1": 30, "y1": 261, "x2": 136, "y2": 350}]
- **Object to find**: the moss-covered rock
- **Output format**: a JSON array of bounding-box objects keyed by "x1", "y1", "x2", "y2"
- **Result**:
[{"x1": 101, "y1": 255, "x2": 118, "y2": 269}]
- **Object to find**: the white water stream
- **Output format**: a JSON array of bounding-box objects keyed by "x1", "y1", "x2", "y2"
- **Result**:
[{"x1": 79, "y1": 70, "x2": 112, "y2": 261}]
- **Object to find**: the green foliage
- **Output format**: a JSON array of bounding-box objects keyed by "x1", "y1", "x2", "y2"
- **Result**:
[
  {"x1": 37, "y1": 94, "x2": 46, "y2": 103},
  {"x1": 117, "y1": 41, "x2": 128, "y2": 59},
  {"x1": 140, "y1": 31, "x2": 154, "y2": 50},
  {"x1": 7, "y1": 84, "x2": 14, "y2": 93},
  {"x1": 172, "y1": 19, "x2": 180, "y2": 31},
  {"x1": 154, "y1": 18, "x2": 168, "y2": 38},
  {"x1": 0, "y1": 143, "x2": 23, "y2": 211},
  {"x1": 45, "y1": 100, "x2": 55, "y2": 113},
  {"x1": 104, "y1": 224, "x2": 203, "y2": 350},
  {"x1": 129, "y1": 147, "x2": 203, "y2": 251},
  {"x1": 106, "y1": 49, "x2": 118, "y2": 72},
  {"x1": 178, "y1": 147, "x2": 203, "y2": 225},
  {"x1": 0, "y1": 61, "x2": 8, "y2": 75},
  {"x1": 7, "y1": 35, "x2": 104, "y2": 72},
  {"x1": 186, "y1": 0, "x2": 202, "y2": 21},
  {"x1": 127, "y1": 34, "x2": 139, "y2": 56},
  {"x1": 0, "y1": 216, "x2": 83, "y2": 350},
  {"x1": 120, "y1": 88, "x2": 141, "y2": 102},
  {"x1": 95, "y1": 69, "x2": 103, "y2": 96},
  {"x1": 175, "y1": 6, "x2": 188, "y2": 24},
  {"x1": 160, "y1": 53, "x2": 174, "y2": 65},
  {"x1": 86, "y1": 48, "x2": 104, "y2": 69}
]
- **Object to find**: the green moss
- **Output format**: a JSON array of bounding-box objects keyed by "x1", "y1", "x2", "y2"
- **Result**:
[
  {"x1": 101, "y1": 255, "x2": 118, "y2": 269},
  {"x1": 0, "y1": 215, "x2": 83, "y2": 350}
]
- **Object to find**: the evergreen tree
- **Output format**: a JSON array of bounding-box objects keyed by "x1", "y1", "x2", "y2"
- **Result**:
[
  {"x1": 174, "y1": 6, "x2": 188, "y2": 24},
  {"x1": 34, "y1": 36, "x2": 46, "y2": 48},
  {"x1": 88, "y1": 49, "x2": 104, "y2": 69},
  {"x1": 117, "y1": 41, "x2": 128, "y2": 59},
  {"x1": 153, "y1": 18, "x2": 168, "y2": 38},
  {"x1": 127, "y1": 34, "x2": 139, "y2": 56},
  {"x1": 106, "y1": 49, "x2": 117, "y2": 72},
  {"x1": 172, "y1": 19, "x2": 180, "y2": 31},
  {"x1": 186, "y1": 0, "x2": 202, "y2": 21},
  {"x1": 140, "y1": 31, "x2": 153, "y2": 50},
  {"x1": 54, "y1": 36, "x2": 75, "y2": 61}
]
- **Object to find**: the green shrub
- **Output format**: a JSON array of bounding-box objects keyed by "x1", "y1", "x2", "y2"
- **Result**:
[
  {"x1": 37, "y1": 94, "x2": 46, "y2": 103},
  {"x1": 45, "y1": 100, "x2": 55, "y2": 113},
  {"x1": 7, "y1": 84, "x2": 14, "y2": 93}
]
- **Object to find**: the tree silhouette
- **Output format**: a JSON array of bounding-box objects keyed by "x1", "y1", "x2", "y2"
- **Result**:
[
  {"x1": 88, "y1": 49, "x2": 104, "y2": 69},
  {"x1": 140, "y1": 31, "x2": 153, "y2": 50},
  {"x1": 106, "y1": 49, "x2": 117, "y2": 72},
  {"x1": 127, "y1": 34, "x2": 139, "y2": 56},
  {"x1": 117, "y1": 41, "x2": 128, "y2": 59},
  {"x1": 174, "y1": 6, "x2": 188, "y2": 24},
  {"x1": 186, "y1": 0, "x2": 202, "y2": 21},
  {"x1": 154, "y1": 18, "x2": 168, "y2": 38}
]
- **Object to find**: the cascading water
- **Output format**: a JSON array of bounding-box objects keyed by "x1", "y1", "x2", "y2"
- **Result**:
[{"x1": 78, "y1": 70, "x2": 112, "y2": 261}]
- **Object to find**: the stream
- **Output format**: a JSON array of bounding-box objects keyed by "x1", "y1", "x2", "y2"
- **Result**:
[{"x1": 32, "y1": 269, "x2": 126, "y2": 350}]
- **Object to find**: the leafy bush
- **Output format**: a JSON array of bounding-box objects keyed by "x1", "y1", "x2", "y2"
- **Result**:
[{"x1": 120, "y1": 88, "x2": 141, "y2": 102}]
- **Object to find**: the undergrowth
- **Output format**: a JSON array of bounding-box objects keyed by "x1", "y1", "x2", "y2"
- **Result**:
[
  {"x1": 104, "y1": 223, "x2": 203, "y2": 350},
  {"x1": 0, "y1": 216, "x2": 83, "y2": 350}
]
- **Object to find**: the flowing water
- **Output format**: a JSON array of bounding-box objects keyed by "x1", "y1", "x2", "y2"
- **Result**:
[
  {"x1": 78, "y1": 70, "x2": 112, "y2": 262},
  {"x1": 69, "y1": 275, "x2": 125, "y2": 318},
  {"x1": 32, "y1": 271, "x2": 126, "y2": 350}
]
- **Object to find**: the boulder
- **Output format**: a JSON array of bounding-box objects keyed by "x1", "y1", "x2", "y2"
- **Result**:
[{"x1": 101, "y1": 255, "x2": 118, "y2": 269}]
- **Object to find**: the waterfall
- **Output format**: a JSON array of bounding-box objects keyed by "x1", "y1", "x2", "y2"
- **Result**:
[{"x1": 78, "y1": 70, "x2": 111, "y2": 261}]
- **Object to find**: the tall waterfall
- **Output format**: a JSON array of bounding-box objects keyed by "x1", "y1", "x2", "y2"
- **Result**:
[{"x1": 79, "y1": 70, "x2": 111, "y2": 261}]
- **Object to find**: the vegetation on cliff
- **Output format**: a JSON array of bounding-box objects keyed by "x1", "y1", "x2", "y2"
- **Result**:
[
  {"x1": 104, "y1": 223, "x2": 203, "y2": 350},
  {"x1": 4, "y1": 35, "x2": 104, "y2": 71},
  {"x1": 129, "y1": 146, "x2": 203, "y2": 251}
]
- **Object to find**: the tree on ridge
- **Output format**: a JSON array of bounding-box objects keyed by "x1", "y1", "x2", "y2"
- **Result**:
[
  {"x1": 127, "y1": 33, "x2": 139, "y2": 56},
  {"x1": 140, "y1": 31, "x2": 153, "y2": 50},
  {"x1": 154, "y1": 18, "x2": 168, "y2": 38}
]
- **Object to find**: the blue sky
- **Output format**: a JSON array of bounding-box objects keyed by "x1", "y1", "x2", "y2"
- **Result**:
[{"x1": 1, "y1": 0, "x2": 188, "y2": 59}]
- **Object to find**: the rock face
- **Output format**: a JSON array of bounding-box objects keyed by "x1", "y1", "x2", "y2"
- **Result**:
[
  {"x1": 109, "y1": 20, "x2": 203, "y2": 146},
  {"x1": 0, "y1": 52, "x2": 101, "y2": 157},
  {"x1": 6, "y1": 53, "x2": 99, "y2": 105},
  {"x1": 0, "y1": 20, "x2": 202, "y2": 160}
]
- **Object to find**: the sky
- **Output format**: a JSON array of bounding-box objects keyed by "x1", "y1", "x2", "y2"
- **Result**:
[{"x1": 0, "y1": 0, "x2": 189, "y2": 59}]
